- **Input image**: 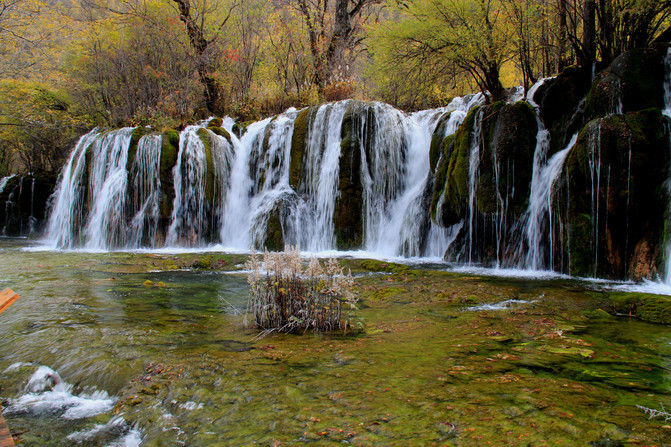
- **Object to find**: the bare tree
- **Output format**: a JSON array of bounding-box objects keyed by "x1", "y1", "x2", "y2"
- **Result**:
[
  {"x1": 295, "y1": 0, "x2": 382, "y2": 96},
  {"x1": 170, "y1": 0, "x2": 238, "y2": 115}
]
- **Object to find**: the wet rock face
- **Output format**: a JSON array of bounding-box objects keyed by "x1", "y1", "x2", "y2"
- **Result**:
[
  {"x1": 476, "y1": 101, "x2": 537, "y2": 217},
  {"x1": 534, "y1": 66, "x2": 592, "y2": 154},
  {"x1": 430, "y1": 102, "x2": 537, "y2": 265},
  {"x1": 335, "y1": 102, "x2": 367, "y2": 249},
  {"x1": 0, "y1": 174, "x2": 57, "y2": 237},
  {"x1": 430, "y1": 107, "x2": 479, "y2": 228},
  {"x1": 556, "y1": 110, "x2": 670, "y2": 280},
  {"x1": 584, "y1": 47, "x2": 666, "y2": 121}
]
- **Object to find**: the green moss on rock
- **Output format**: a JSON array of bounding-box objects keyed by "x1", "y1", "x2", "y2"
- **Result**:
[
  {"x1": 208, "y1": 117, "x2": 223, "y2": 128},
  {"x1": 429, "y1": 111, "x2": 452, "y2": 172},
  {"x1": 601, "y1": 292, "x2": 671, "y2": 324},
  {"x1": 334, "y1": 101, "x2": 371, "y2": 249},
  {"x1": 584, "y1": 48, "x2": 666, "y2": 122},
  {"x1": 159, "y1": 129, "x2": 180, "y2": 222},
  {"x1": 196, "y1": 128, "x2": 216, "y2": 205},
  {"x1": 476, "y1": 101, "x2": 537, "y2": 216},
  {"x1": 290, "y1": 107, "x2": 314, "y2": 190},
  {"x1": 561, "y1": 110, "x2": 670, "y2": 279},
  {"x1": 126, "y1": 127, "x2": 150, "y2": 173},
  {"x1": 263, "y1": 206, "x2": 285, "y2": 251},
  {"x1": 435, "y1": 106, "x2": 481, "y2": 226},
  {"x1": 207, "y1": 125, "x2": 232, "y2": 143}
]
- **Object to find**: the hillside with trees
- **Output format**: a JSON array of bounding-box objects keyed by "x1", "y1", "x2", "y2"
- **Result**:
[{"x1": 0, "y1": 0, "x2": 669, "y2": 176}]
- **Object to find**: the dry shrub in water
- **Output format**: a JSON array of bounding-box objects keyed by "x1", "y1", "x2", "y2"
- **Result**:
[{"x1": 245, "y1": 246, "x2": 358, "y2": 335}]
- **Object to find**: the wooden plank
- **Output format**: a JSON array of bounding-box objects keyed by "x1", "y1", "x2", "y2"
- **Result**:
[
  {"x1": 0, "y1": 405, "x2": 15, "y2": 447},
  {"x1": 0, "y1": 289, "x2": 19, "y2": 316}
]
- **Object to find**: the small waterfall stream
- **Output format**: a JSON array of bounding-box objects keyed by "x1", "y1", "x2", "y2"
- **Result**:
[
  {"x1": 519, "y1": 78, "x2": 558, "y2": 270},
  {"x1": 127, "y1": 134, "x2": 163, "y2": 248},
  {"x1": 292, "y1": 102, "x2": 349, "y2": 251},
  {"x1": 663, "y1": 47, "x2": 671, "y2": 283}
]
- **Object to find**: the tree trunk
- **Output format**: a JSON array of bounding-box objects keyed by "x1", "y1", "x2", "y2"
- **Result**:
[
  {"x1": 172, "y1": 0, "x2": 225, "y2": 115},
  {"x1": 557, "y1": 0, "x2": 568, "y2": 71},
  {"x1": 326, "y1": 0, "x2": 353, "y2": 81},
  {"x1": 580, "y1": 0, "x2": 596, "y2": 69}
]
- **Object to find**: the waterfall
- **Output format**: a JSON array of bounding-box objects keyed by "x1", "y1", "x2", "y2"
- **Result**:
[
  {"x1": 518, "y1": 77, "x2": 557, "y2": 270},
  {"x1": 467, "y1": 109, "x2": 484, "y2": 263},
  {"x1": 219, "y1": 117, "x2": 273, "y2": 249},
  {"x1": 127, "y1": 135, "x2": 162, "y2": 248},
  {"x1": 166, "y1": 125, "x2": 235, "y2": 246},
  {"x1": 358, "y1": 103, "x2": 411, "y2": 254},
  {"x1": 662, "y1": 48, "x2": 671, "y2": 283},
  {"x1": 42, "y1": 90, "x2": 589, "y2": 269},
  {"x1": 288, "y1": 102, "x2": 349, "y2": 251},
  {"x1": 523, "y1": 134, "x2": 578, "y2": 269},
  {"x1": 46, "y1": 130, "x2": 118, "y2": 248},
  {"x1": 0, "y1": 175, "x2": 15, "y2": 194},
  {"x1": 247, "y1": 113, "x2": 296, "y2": 249},
  {"x1": 84, "y1": 128, "x2": 135, "y2": 249}
]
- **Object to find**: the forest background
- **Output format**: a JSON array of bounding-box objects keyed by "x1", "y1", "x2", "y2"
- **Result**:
[{"x1": 0, "y1": 0, "x2": 669, "y2": 177}]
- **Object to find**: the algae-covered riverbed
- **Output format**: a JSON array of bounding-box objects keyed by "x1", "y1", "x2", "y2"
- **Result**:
[{"x1": 1, "y1": 240, "x2": 671, "y2": 445}]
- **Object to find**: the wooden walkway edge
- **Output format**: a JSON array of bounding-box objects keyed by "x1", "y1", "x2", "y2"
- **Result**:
[
  {"x1": 0, "y1": 407, "x2": 14, "y2": 447},
  {"x1": 0, "y1": 289, "x2": 19, "y2": 316},
  {"x1": 0, "y1": 289, "x2": 18, "y2": 446}
]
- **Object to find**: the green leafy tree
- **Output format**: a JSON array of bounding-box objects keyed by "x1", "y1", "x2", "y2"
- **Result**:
[{"x1": 372, "y1": 0, "x2": 514, "y2": 103}]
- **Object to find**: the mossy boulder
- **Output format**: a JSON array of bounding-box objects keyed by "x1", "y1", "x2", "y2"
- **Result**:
[
  {"x1": 126, "y1": 127, "x2": 150, "y2": 172},
  {"x1": 207, "y1": 117, "x2": 223, "y2": 128},
  {"x1": 558, "y1": 110, "x2": 670, "y2": 279},
  {"x1": 430, "y1": 106, "x2": 481, "y2": 228},
  {"x1": 158, "y1": 129, "x2": 179, "y2": 231},
  {"x1": 429, "y1": 111, "x2": 453, "y2": 172},
  {"x1": 334, "y1": 101, "x2": 375, "y2": 249},
  {"x1": 430, "y1": 102, "x2": 536, "y2": 230},
  {"x1": 584, "y1": 47, "x2": 666, "y2": 122},
  {"x1": 263, "y1": 204, "x2": 285, "y2": 251},
  {"x1": 289, "y1": 107, "x2": 317, "y2": 191},
  {"x1": 475, "y1": 101, "x2": 537, "y2": 216},
  {"x1": 534, "y1": 66, "x2": 592, "y2": 154},
  {"x1": 601, "y1": 292, "x2": 671, "y2": 324},
  {"x1": 196, "y1": 128, "x2": 217, "y2": 206},
  {"x1": 232, "y1": 122, "x2": 247, "y2": 138}
]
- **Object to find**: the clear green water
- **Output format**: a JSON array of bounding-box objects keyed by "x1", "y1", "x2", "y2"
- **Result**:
[{"x1": 0, "y1": 240, "x2": 670, "y2": 446}]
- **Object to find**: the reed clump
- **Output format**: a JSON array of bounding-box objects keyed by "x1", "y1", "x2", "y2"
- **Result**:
[{"x1": 245, "y1": 246, "x2": 358, "y2": 335}]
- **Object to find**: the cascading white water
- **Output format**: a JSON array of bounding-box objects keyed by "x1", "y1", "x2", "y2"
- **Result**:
[
  {"x1": 247, "y1": 112, "x2": 296, "y2": 248},
  {"x1": 219, "y1": 117, "x2": 273, "y2": 248},
  {"x1": 44, "y1": 89, "x2": 585, "y2": 269},
  {"x1": 127, "y1": 134, "x2": 162, "y2": 248},
  {"x1": 0, "y1": 174, "x2": 15, "y2": 194},
  {"x1": 519, "y1": 77, "x2": 557, "y2": 269},
  {"x1": 662, "y1": 48, "x2": 671, "y2": 283},
  {"x1": 291, "y1": 102, "x2": 349, "y2": 251},
  {"x1": 83, "y1": 128, "x2": 136, "y2": 249},
  {"x1": 359, "y1": 103, "x2": 411, "y2": 254},
  {"x1": 166, "y1": 125, "x2": 234, "y2": 246},
  {"x1": 467, "y1": 109, "x2": 484, "y2": 263},
  {"x1": 166, "y1": 125, "x2": 208, "y2": 246},
  {"x1": 364, "y1": 107, "x2": 452, "y2": 257},
  {"x1": 46, "y1": 129, "x2": 124, "y2": 248},
  {"x1": 524, "y1": 134, "x2": 578, "y2": 269}
]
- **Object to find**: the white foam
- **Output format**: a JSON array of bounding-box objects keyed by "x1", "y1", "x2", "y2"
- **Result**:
[
  {"x1": 448, "y1": 266, "x2": 569, "y2": 280},
  {"x1": 66, "y1": 415, "x2": 127, "y2": 442},
  {"x1": 178, "y1": 401, "x2": 203, "y2": 411},
  {"x1": 465, "y1": 299, "x2": 537, "y2": 311},
  {"x1": 5, "y1": 366, "x2": 116, "y2": 420},
  {"x1": 609, "y1": 279, "x2": 671, "y2": 297}
]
